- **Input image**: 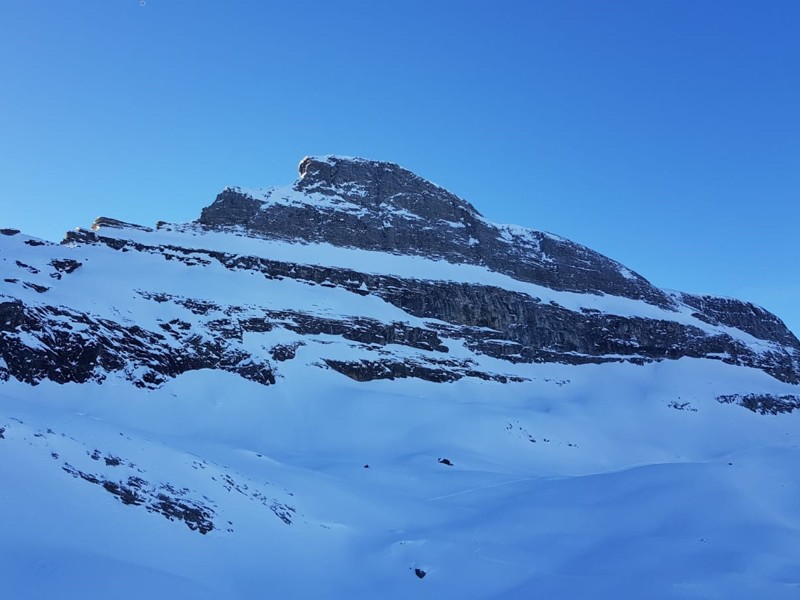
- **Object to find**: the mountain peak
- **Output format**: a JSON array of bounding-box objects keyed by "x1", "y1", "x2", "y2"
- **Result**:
[
  {"x1": 294, "y1": 154, "x2": 480, "y2": 218},
  {"x1": 3, "y1": 151, "x2": 800, "y2": 600},
  {"x1": 297, "y1": 154, "x2": 428, "y2": 184},
  {"x1": 198, "y1": 155, "x2": 671, "y2": 307},
  {"x1": 297, "y1": 154, "x2": 382, "y2": 177}
]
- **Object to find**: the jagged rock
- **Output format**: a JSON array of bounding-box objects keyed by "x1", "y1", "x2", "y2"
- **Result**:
[
  {"x1": 62, "y1": 463, "x2": 215, "y2": 534},
  {"x1": 52, "y1": 230, "x2": 800, "y2": 384},
  {"x1": 199, "y1": 156, "x2": 673, "y2": 307},
  {"x1": 0, "y1": 300, "x2": 275, "y2": 388},
  {"x1": 3, "y1": 155, "x2": 799, "y2": 391},
  {"x1": 91, "y1": 217, "x2": 154, "y2": 233},
  {"x1": 680, "y1": 293, "x2": 799, "y2": 348},
  {"x1": 49, "y1": 258, "x2": 82, "y2": 276},
  {"x1": 717, "y1": 393, "x2": 800, "y2": 415}
]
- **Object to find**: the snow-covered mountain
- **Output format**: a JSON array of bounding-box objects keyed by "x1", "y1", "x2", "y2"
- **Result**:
[{"x1": 1, "y1": 155, "x2": 799, "y2": 599}]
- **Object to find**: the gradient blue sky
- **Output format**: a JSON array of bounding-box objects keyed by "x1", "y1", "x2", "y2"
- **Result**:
[{"x1": 1, "y1": 1, "x2": 798, "y2": 335}]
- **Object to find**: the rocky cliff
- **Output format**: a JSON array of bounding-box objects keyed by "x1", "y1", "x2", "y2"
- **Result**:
[
  {"x1": 2, "y1": 155, "x2": 799, "y2": 396},
  {"x1": 4, "y1": 156, "x2": 800, "y2": 598}
]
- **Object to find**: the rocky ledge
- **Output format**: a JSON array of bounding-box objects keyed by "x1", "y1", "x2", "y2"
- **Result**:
[{"x1": 1, "y1": 155, "x2": 799, "y2": 391}]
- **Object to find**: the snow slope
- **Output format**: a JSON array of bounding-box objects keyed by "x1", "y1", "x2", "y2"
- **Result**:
[
  {"x1": 1, "y1": 155, "x2": 799, "y2": 598},
  {"x1": 2, "y1": 358, "x2": 799, "y2": 599}
]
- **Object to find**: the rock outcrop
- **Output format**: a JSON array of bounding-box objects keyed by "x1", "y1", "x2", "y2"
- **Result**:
[
  {"x1": 1, "y1": 155, "x2": 798, "y2": 391},
  {"x1": 199, "y1": 156, "x2": 674, "y2": 307}
]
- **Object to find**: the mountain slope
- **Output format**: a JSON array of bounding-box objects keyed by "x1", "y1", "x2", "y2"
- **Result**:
[
  {"x1": 1, "y1": 156, "x2": 799, "y2": 598},
  {"x1": 3, "y1": 156, "x2": 799, "y2": 391}
]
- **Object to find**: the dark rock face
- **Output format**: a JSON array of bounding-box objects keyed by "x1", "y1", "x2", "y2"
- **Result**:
[
  {"x1": 3, "y1": 155, "x2": 800, "y2": 391},
  {"x1": 199, "y1": 156, "x2": 673, "y2": 307},
  {"x1": 49, "y1": 258, "x2": 82, "y2": 277},
  {"x1": 196, "y1": 189, "x2": 261, "y2": 229},
  {"x1": 717, "y1": 393, "x2": 800, "y2": 415},
  {"x1": 62, "y1": 462, "x2": 216, "y2": 534},
  {"x1": 680, "y1": 293, "x2": 799, "y2": 348},
  {"x1": 91, "y1": 217, "x2": 153, "y2": 233},
  {"x1": 1, "y1": 418, "x2": 297, "y2": 535},
  {"x1": 0, "y1": 298, "x2": 275, "y2": 389},
  {"x1": 323, "y1": 358, "x2": 527, "y2": 384},
  {"x1": 53, "y1": 228, "x2": 800, "y2": 384}
]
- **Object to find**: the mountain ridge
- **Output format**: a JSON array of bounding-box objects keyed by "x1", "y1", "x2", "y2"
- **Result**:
[
  {"x1": 2, "y1": 156, "x2": 800, "y2": 598},
  {"x1": 1, "y1": 154, "x2": 797, "y2": 392},
  {"x1": 199, "y1": 155, "x2": 675, "y2": 307}
]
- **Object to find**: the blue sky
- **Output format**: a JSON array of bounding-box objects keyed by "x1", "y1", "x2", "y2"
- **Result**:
[{"x1": 1, "y1": 0, "x2": 798, "y2": 335}]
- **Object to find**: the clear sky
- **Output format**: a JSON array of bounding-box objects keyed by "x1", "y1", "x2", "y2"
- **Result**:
[{"x1": 1, "y1": 1, "x2": 798, "y2": 335}]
